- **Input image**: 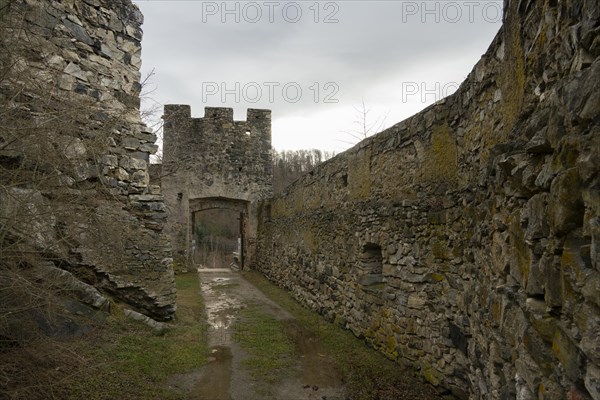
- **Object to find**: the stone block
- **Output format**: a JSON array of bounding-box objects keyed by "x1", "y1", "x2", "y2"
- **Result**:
[
  {"x1": 55, "y1": 136, "x2": 87, "y2": 160},
  {"x1": 591, "y1": 218, "x2": 600, "y2": 272},
  {"x1": 64, "y1": 62, "x2": 88, "y2": 81},
  {"x1": 541, "y1": 255, "x2": 562, "y2": 308},
  {"x1": 140, "y1": 143, "x2": 158, "y2": 154},
  {"x1": 585, "y1": 362, "x2": 600, "y2": 400},
  {"x1": 120, "y1": 155, "x2": 146, "y2": 171},
  {"x1": 526, "y1": 254, "x2": 545, "y2": 296},
  {"x1": 407, "y1": 294, "x2": 426, "y2": 309},
  {"x1": 63, "y1": 19, "x2": 93, "y2": 45},
  {"x1": 130, "y1": 170, "x2": 149, "y2": 187},
  {"x1": 525, "y1": 193, "x2": 550, "y2": 241},
  {"x1": 576, "y1": 303, "x2": 600, "y2": 366},
  {"x1": 552, "y1": 327, "x2": 585, "y2": 382},
  {"x1": 101, "y1": 154, "x2": 118, "y2": 168},
  {"x1": 550, "y1": 169, "x2": 584, "y2": 235},
  {"x1": 129, "y1": 194, "x2": 164, "y2": 202},
  {"x1": 582, "y1": 273, "x2": 600, "y2": 307},
  {"x1": 526, "y1": 130, "x2": 553, "y2": 154},
  {"x1": 121, "y1": 136, "x2": 140, "y2": 150},
  {"x1": 114, "y1": 167, "x2": 129, "y2": 182}
]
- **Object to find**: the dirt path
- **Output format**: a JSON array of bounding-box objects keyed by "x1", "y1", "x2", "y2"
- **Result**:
[{"x1": 190, "y1": 268, "x2": 345, "y2": 400}]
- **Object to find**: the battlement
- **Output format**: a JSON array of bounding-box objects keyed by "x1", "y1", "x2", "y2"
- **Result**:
[
  {"x1": 163, "y1": 105, "x2": 271, "y2": 124},
  {"x1": 204, "y1": 107, "x2": 234, "y2": 120},
  {"x1": 246, "y1": 108, "x2": 271, "y2": 121},
  {"x1": 163, "y1": 104, "x2": 191, "y2": 119}
]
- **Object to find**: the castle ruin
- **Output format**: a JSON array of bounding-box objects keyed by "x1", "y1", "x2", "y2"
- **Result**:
[{"x1": 1, "y1": 0, "x2": 598, "y2": 398}]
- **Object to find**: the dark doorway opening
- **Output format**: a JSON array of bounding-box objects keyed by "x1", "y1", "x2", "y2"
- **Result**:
[{"x1": 192, "y1": 208, "x2": 241, "y2": 269}]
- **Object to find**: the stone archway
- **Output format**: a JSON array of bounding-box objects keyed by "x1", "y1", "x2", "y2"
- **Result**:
[{"x1": 189, "y1": 197, "x2": 250, "y2": 269}]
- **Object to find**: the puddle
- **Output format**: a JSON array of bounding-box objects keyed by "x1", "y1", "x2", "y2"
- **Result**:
[
  {"x1": 165, "y1": 369, "x2": 203, "y2": 394},
  {"x1": 201, "y1": 276, "x2": 241, "y2": 340},
  {"x1": 191, "y1": 345, "x2": 233, "y2": 400}
]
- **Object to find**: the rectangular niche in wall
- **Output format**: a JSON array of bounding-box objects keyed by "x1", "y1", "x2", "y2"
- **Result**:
[{"x1": 357, "y1": 243, "x2": 384, "y2": 287}]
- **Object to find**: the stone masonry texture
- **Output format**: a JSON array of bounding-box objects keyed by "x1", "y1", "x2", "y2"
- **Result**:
[
  {"x1": 0, "y1": 0, "x2": 175, "y2": 320},
  {"x1": 256, "y1": 0, "x2": 600, "y2": 398}
]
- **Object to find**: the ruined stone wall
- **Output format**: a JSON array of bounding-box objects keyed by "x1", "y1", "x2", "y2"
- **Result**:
[
  {"x1": 0, "y1": 0, "x2": 175, "y2": 320},
  {"x1": 161, "y1": 106, "x2": 272, "y2": 267},
  {"x1": 256, "y1": 0, "x2": 599, "y2": 398}
]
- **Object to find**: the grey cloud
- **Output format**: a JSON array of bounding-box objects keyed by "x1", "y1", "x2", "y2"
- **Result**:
[{"x1": 135, "y1": 0, "x2": 502, "y2": 145}]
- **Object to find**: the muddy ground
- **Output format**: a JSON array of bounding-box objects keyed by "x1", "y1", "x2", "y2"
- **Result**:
[{"x1": 168, "y1": 268, "x2": 345, "y2": 400}]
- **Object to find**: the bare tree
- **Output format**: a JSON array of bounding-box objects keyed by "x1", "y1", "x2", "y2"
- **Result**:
[
  {"x1": 140, "y1": 68, "x2": 164, "y2": 163},
  {"x1": 271, "y1": 148, "x2": 335, "y2": 194},
  {"x1": 340, "y1": 98, "x2": 390, "y2": 146}
]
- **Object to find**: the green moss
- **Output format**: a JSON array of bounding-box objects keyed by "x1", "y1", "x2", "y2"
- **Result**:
[
  {"x1": 302, "y1": 229, "x2": 317, "y2": 252},
  {"x1": 271, "y1": 198, "x2": 285, "y2": 218},
  {"x1": 385, "y1": 334, "x2": 398, "y2": 357},
  {"x1": 174, "y1": 272, "x2": 199, "y2": 290},
  {"x1": 492, "y1": 301, "x2": 501, "y2": 323},
  {"x1": 500, "y1": 0, "x2": 526, "y2": 133},
  {"x1": 422, "y1": 365, "x2": 443, "y2": 386},
  {"x1": 348, "y1": 148, "x2": 372, "y2": 199},
  {"x1": 551, "y1": 328, "x2": 583, "y2": 381},
  {"x1": 366, "y1": 282, "x2": 386, "y2": 292},
  {"x1": 431, "y1": 237, "x2": 450, "y2": 261},
  {"x1": 333, "y1": 314, "x2": 346, "y2": 327},
  {"x1": 530, "y1": 316, "x2": 557, "y2": 344},
  {"x1": 423, "y1": 124, "x2": 458, "y2": 184},
  {"x1": 171, "y1": 259, "x2": 188, "y2": 273}
]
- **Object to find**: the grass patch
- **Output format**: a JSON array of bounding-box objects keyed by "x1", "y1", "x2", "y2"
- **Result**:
[
  {"x1": 1, "y1": 272, "x2": 210, "y2": 400},
  {"x1": 242, "y1": 270, "x2": 440, "y2": 400},
  {"x1": 175, "y1": 272, "x2": 206, "y2": 324},
  {"x1": 233, "y1": 304, "x2": 296, "y2": 394},
  {"x1": 66, "y1": 272, "x2": 209, "y2": 399}
]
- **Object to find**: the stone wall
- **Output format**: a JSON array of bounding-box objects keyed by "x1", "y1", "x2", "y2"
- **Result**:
[
  {"x1": 256, "y1": 0, "x2": 599, "y2": 398},
  {"x1": 0, "y1": 0, "x2": 175, "y2": 320},
  {"x1": 161, "y1": 106, "x2": 272, "y2": 267}
]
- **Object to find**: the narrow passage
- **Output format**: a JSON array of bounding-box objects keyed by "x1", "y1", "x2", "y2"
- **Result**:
[{"x1": 192, "y1": 267, "x2": 345, "y2": 400}]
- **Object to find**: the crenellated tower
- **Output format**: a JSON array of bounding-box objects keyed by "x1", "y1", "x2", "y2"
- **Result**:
[{"x1": 161, "y1": 106, "x2": 273, "y2": 267}]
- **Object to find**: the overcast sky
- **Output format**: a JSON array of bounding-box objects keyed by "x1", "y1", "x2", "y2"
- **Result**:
[{"x1": 133, "y1": 1, "x2": 502, "y2": 153}]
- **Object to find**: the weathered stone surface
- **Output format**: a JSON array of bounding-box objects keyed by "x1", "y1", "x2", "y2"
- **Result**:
[
  {"x1": 255, "y1": 0, "x2": 600, "y2": 397},
  {"x1": 36, "y1": 264, "x2": 109, "y2": 310},
  {"x1": 124, "y1": 308, "x2": 169, "y2": 335},
  {"x1": 591, "y1": 218, "x2": 600, "y2": 272},
  {"x1": 550, "y1": 169, "x2": 585, "y2": 235},
  {"x1": 1, "y1": 0, "x2": 175, "y2": 320},
  {"x1": 585, "y1": 362, "x2": 600, "y2": 400}
]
